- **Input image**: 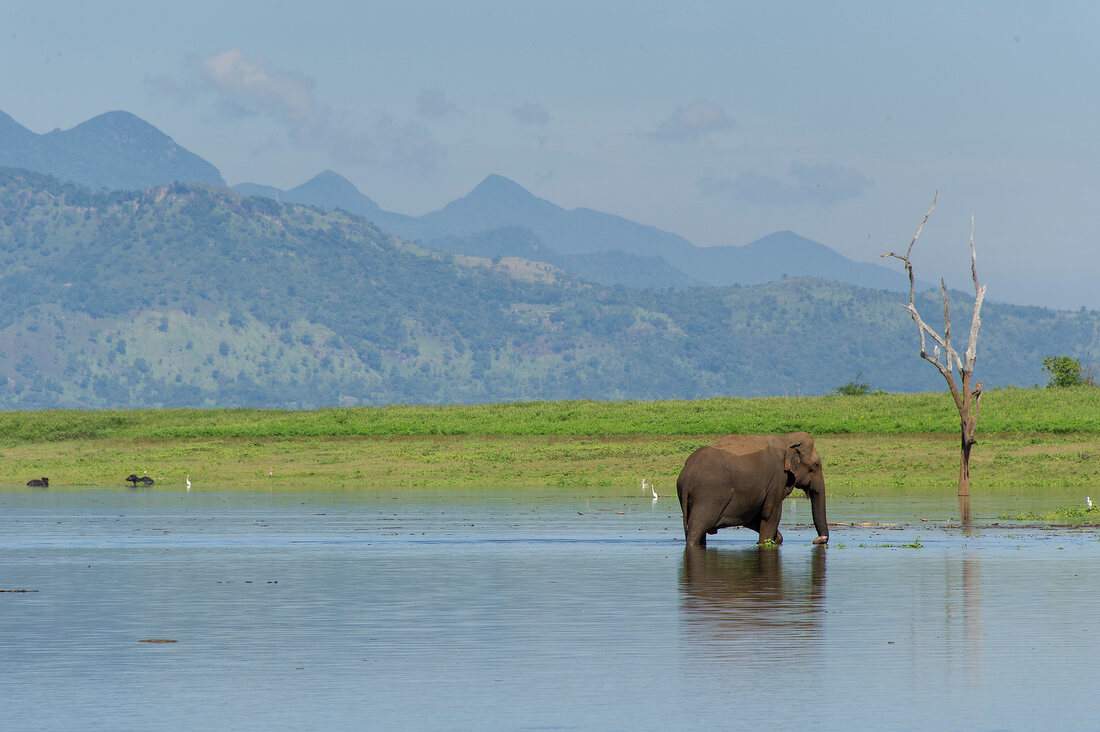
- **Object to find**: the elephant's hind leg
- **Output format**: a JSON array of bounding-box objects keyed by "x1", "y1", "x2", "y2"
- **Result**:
[{"x1": 684, "y1": 516, "x2": 709, "y2": 547}]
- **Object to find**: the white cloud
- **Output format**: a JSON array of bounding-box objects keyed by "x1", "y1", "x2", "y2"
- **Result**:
[
  {"x1": 197, "y1": 48, "x2": 321, "y2": 139},
  {"x1": 151, "y1": 49, "x2": 446, "y2": 174},
  {"x1": 653, "y1": 99, "x2": 735, "y2": 142}
]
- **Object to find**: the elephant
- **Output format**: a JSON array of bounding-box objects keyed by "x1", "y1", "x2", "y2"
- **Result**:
[
  {"x1": 26, "y1": 477, "x2": 49, "y2": 487},
  {"x1": 676, "y1": 432, "x2": 829, "y2": 547}
]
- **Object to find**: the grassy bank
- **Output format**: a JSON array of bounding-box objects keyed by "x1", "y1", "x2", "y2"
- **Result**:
[{"x1": 2, "y1": 388, "x2": 1099, "y2": 493}]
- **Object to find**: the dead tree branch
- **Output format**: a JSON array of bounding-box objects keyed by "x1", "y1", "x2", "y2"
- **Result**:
[{"x1": 881, "y1": 193, "x2": 987, "y2": 497}]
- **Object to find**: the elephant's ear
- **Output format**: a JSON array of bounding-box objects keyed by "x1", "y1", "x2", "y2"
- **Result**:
[{"x1": 784, "y1": 442, "x2": 804, "y2": 473}]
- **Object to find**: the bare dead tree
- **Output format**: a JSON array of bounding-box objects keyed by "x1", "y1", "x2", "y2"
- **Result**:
[{"x1": 882, "y1": 193, "x2": 987, "y2": 498}]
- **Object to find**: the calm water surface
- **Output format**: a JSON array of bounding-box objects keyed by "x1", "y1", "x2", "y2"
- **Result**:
[{"x1": 1, "y1": 487, "x2": 1099, "y2": 731}]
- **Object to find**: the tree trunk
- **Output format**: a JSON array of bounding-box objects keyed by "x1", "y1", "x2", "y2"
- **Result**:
[
  {"x1": 957, "y1": 382, "x2": 981, "y2": 498},
  {"x1": 882, "y1": 195, "x2": 986, "y2": 506},
  {"x1": 958, "y1": 430, "x2": 972, "y2": 497}
]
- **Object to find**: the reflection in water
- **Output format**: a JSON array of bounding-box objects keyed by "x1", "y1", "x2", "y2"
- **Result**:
[
  {"x1": 959, "y1": 493, "x2": 972, "y2": 526},
  {"x1": 961, "y1": 551, "x2": 982, "y2": 688},
  {"x1": 679, "y1": 546, "x2": 826, "y2": 664}
]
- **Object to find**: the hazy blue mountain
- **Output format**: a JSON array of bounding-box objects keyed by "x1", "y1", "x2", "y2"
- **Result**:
[
  {"x1": 0, "y1": 167, "x2": 1095, "y2": 409},
  {"x1": 233, "y1": 172, "x2": 696, "y2": 288},
  {"x1": 284, "y1": 170, "x2": 387, "y2": 216},
  {"x1": 415, "y1": 174, "x2": 700, "y2": 259},
  {"x1": 241, "y1": 171, "x2": 914, "y2": 292},
  {"x1": 413, "y1": 176, "x2": 915, "y2": 290},
  {"x1": 680, "y1": 231, "x2": 922, "y2": 290},
  {"x1": 0, "y1": 110, "x2": 226, "y2": 190},
  {"x1": 233, "y1": 170, "x2": 422, "y2": 236},
  {"x1": 0, "y1": 111, "x2": 37, "y2": 149},
  {"x1": 235, "y1": 170, "x2": 388, "y2": 216},
  {"x1": 0, "y1": 107, "x2": 947, "y2": 295}
]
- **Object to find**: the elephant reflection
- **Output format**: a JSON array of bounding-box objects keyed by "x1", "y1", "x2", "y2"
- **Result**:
[{"x1": 679, "y1": 546, "x2": 827, "y2": 646}]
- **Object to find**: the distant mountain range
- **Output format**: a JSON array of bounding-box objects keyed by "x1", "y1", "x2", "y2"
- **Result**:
[
  {"x1": 0, "y1": 110, "x2": 225, "y2": 190},
  {"x1": 0, "y1": 108, "x2": 918, "y2": 294},
  {"x1": 234, "y1": 171, "x2": 919, "y2": 292},
  {"x1": 0, "y1": 167, "x2": 1094, "y2": 409}
]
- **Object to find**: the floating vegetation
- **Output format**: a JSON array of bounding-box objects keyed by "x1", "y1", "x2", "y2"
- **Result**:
[
  {"x1": 1000, "y1": 504, "x2": 1100, "y2": 523},
  {"x1": 856, "y1": 537, "x2": 924, "y2": 549}
]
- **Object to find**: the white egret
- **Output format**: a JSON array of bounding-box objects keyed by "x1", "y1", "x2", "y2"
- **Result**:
[
  {"x1": 186, "y1": 474, "x2": 191, "y2": 492},
  {"x1": 642, "y1": 479, "x2": 657, "y2": 500},
  {"x1": 1087, "y1": 496, "x2": 1093, "y2": 509}
]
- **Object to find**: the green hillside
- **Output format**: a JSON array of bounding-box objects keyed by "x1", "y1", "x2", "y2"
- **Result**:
[{"x1": 0, "y1": 167, "x2": 1097, "y2": 409}]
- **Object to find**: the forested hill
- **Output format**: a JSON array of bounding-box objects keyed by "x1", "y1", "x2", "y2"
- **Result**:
[{"x1": 0, "y1": 167, "x2": 1096, "y2": 409}]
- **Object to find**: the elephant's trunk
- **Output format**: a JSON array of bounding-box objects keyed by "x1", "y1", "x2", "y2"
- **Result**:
[{"x1": 809, "y1": 474, "x2": 829, "y2": 544}]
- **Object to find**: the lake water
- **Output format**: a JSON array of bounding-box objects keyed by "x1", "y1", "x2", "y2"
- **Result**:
[{"x1": 2, "y1": 487, "x2": 1099, "y2": 731}]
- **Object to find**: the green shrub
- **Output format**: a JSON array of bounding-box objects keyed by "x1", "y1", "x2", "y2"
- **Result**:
[
  {"x1": 833, "y1": 379, "x2": 878, "y2": 396},
  {"x1": 1042, "y1": 355, "x2": 1086, "y2": 388}
]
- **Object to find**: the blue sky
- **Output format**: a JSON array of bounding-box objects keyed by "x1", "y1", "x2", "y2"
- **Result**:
[{"x1": 4, "y1": 1, "x2": 1098, "y2": 309}]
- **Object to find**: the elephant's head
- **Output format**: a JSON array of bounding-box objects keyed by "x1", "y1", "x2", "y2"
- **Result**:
[{"x1": 784, "y1": 435, "x2": 829, "y2": 544}]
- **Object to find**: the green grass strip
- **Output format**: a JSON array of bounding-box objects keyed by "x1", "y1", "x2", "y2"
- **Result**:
[{"x1": 2, "y1": 387, "x2": 1099, "y2": 445}]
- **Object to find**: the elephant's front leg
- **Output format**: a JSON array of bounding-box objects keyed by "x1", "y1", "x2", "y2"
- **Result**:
[{"x1": 750, "y1": 512, "x2": 784, "y2": 545}]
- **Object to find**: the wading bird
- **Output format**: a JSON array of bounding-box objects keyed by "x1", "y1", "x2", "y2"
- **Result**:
[{"x1": 643, "y1": 479, "x2": 657, "y2": 500}]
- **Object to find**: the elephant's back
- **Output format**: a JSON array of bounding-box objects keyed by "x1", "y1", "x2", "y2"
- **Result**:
[
  {"x1": 709, "y1": 434, "x2": 776, "y2": 458},
  {"x1": 679, "y1": 445, "x2": 724, "y2": 479},
  {"x1": 679, "y1": 443, "x2": 761, "y2": 485}
]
